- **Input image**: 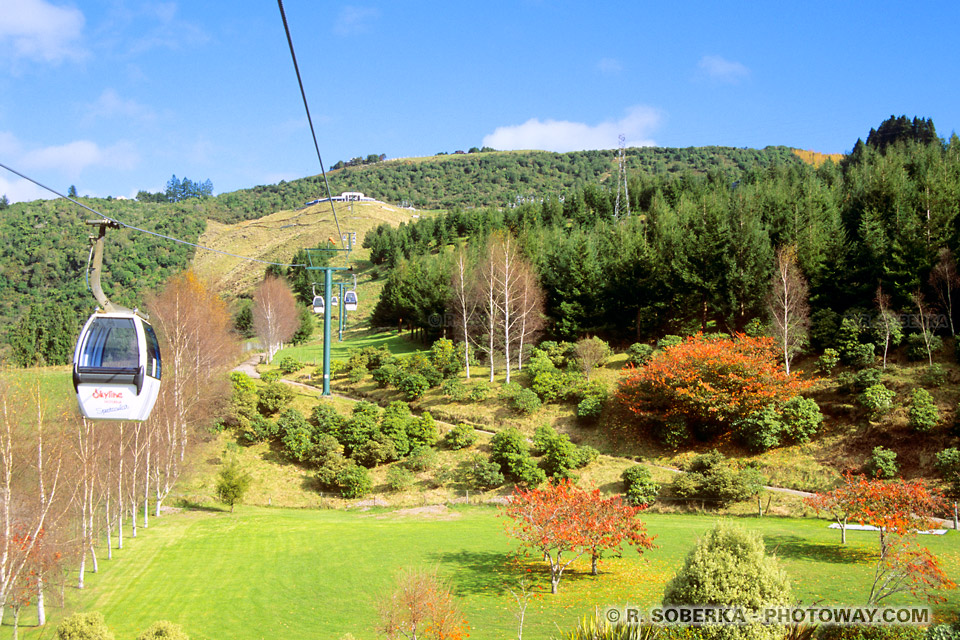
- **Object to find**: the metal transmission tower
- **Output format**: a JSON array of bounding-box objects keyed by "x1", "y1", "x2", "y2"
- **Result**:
[{"x1": 614, "y1": 134, "x2": 630, "y2": 218}]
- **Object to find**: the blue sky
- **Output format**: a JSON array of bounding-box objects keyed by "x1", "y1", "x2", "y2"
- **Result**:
[{"x1": 2, "y1": 0, "x2": 959, "y2": 203}]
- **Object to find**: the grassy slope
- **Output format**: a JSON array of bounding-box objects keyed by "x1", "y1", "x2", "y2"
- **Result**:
[{"x1": 20, "y1": 506, "x2": 958, "y2": 640}]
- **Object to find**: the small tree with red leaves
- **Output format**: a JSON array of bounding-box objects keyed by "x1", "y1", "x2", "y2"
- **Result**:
[
  {"x1": 376, "y1": 567, "x2": 469, "y2": 640},
  {"x1": 502, "y1": 480, "x2": 655, "y2": 593},
  {"x1": 867, "y1": 535, "x2": 956, "y2": 604}
]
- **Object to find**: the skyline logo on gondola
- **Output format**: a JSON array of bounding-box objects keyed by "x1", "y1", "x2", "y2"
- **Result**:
[{"x1": 92, "y1": 388, "x2": 125, "y2": 401}]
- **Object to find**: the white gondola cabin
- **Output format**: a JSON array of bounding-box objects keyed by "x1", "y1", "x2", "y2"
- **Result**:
[
  {"x1": 331, "y1": 295, "x2": 339, "y2": 308},
  {"x1": 72, "y1": 311, "x2": 161, "y2": 421},
  {"x1": 312, "y1": 295, "x2": 324, "y2": 314},
  {"x1": 344, "y1": 290, "x2": 358, "y2": 311}
]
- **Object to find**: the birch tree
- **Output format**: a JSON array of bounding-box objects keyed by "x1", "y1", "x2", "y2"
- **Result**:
[
  {"x1": 449, "y1": 246, "x2": 478, "y2": 379},
  {"x1": 252, "y1": 275, "x2": 299, "y2": 363},
  {"x1": 874, "y1": 286, "x2": 902, "y2": 369},
  {"x1": 930, "y1": 247, "x2": 959, "y2": 337},
  {"x1": 767, "y1": 245, "x2": 809, "y2": 374}
]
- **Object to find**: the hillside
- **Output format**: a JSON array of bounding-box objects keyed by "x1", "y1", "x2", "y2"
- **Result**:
[{"x1": 192, "y1": 198, "x2": 422, "y2": 297}]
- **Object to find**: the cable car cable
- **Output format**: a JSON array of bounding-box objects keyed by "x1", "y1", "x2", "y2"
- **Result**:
[{"x1": 276, "y1": 0, "x2": 345, "y2": 251}]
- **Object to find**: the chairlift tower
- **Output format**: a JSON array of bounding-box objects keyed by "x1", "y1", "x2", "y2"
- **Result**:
[
  {"x1": 305, "y1": 239, "x2": 352, "y2": 396},
  {"x1": 614, "y1": 134, "x2": 630, "y2": 219}
]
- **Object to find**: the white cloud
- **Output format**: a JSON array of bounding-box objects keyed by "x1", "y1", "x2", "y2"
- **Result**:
[
  {"x1": 334, "y1": 6, "x2": 380, "y2": 36},
  {"x1": 21, "y1": 139, "x2": 139, "y2": 178},
  {"x1": 83, "y1": 89, "x2": 158, "y2": 125},
  {"x1": 0, "y1": 0, "x2": 86, "y2": 64},
  {"x1": 697, "y1": 55, "x2": 750, "y2": 84},
  {"x1": 598, "y1": 57, "x2": 622, "y2": 75},
  {"x1": 482, "y1": 105, "x2": 661, "y2": 153}
]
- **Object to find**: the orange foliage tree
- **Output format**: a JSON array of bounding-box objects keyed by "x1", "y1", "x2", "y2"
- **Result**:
[
  {"x1": 502, "y1": 480, "x2": 655, "y2": 593},
  {"x1": 376, "y1": 567, "x2": 469, "y2": 640},
  {"x1": 805, "y1": 474, "x2": 955, "y2": 604},
  {"x1": 616, "y1": 333, "x2": 812, "y2": 435}
]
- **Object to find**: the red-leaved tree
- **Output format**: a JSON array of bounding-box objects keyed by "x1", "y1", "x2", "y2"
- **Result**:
[
  {"x1": 502, "y1": 480, "x2": 655, "y2": 593},
  {"x1": 617, "y1": 333, "x2": 812, "y2": 435}
]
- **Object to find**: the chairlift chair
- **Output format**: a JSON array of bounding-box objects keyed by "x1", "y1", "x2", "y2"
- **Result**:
[{"x1": 344, "y1": 274, "x2": 358, "y2": 311}]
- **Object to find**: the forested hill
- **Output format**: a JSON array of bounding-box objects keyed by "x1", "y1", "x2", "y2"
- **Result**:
[
  {"x1": 0, "y1": 197, "x2": 206, "y2": 362},
  {"x1": 0, "y1": 144, "x2": 802, "y2": 363},
  {"x1": 202, "y1": 146, "x2": 804, "y2": 223}
]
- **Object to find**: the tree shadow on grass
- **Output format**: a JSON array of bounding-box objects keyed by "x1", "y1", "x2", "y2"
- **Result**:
[
  {"x1": 428, "y1": 550, "x2": 596, "y2": 597},
  {"x1": 765, "y1": 535, "x2": 876, "y2": 564}
]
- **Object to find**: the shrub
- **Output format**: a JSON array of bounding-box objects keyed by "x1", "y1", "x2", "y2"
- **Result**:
[
  {"x1": 621, "y1": 465, "x2": 660, "y2": 506},
  {"x1": 380, "y1": 401, "x2": 413, "y2": 457},
  {"x1": 386, "y1": 465, "x2": 415, "y2": 492},
  {"x1": 440, "y1": 377, "x2": 467, "y2": 401},
  {"x1": 864, "y1": 446, "x2": 898, "y2": 479},
  {"x1": 734, "y1": 405, "x2": 785, "y2": 452},
  {"x1": 537, "y1": 428, "x2": 579, "y2": 479},
  {"x1": 671, "y1": 450, "x2": 763, "y2": 508},
  {"x1": 237, "y1": 414, "x2": 277, "y2": 445},
  {"x1": 656, "y1": 417, "x2": 690, "y2": 449},
  {"x1": 490, "y1": 428, "x2": 544, "y2": 486},
  {"x1": 229, "y1": 371, "x2": 258, "y2": 429},
  {"x1": 372, "y1": 364, "x2": 399, "y2": 389},
  {"x1": 572, "y1": 445, "x2": 598, "y2": 468},
  {"x1": 656, "y1": 334, "x2": 683, "y2": 350},
  {"x1": 780, "y1": 396, "x2": 823, "y2": 443},
  {"x1": 259, "y1": 369, "x2": 281, "y2": 383},
  {"x1": 257, "y1": 381, "x2": 295, "y2": 416},
  {"x1": 403, "y1": 445, "x2": 438, "y2": 472},
  {"x1": 846, "y1": 342, "x2": 877, "y2": 368},
  {"x1": 625, "y1": 342, "x2": 654, "y2": 367},
  {"x1": 315, "y1": 443, "x2": 352, "y2": 492},
  {"x1": 455, "y1": 453, "x2": 504, "y2": 491},
  {"x1": 57, "y1": 612, "x2": 115, "y2": 640},
  {"x1": 347, "y1": 365, "x2": 366, "y2": 383},
  {"x1": 576, "y1": 380, "x2": 607, "y2": 421},
  {"x1": 277, "y1": 409, "x2": 314, "y2": 462},
  {"x1": 511, "y1": 388, "x2": 542, "y2": 415},
  {"x1": 137, "y1": 621, "x2": 188, "y2": 640},
  {"x1": 573, "y1": 336, "x2": 613, "y2": 376},
  {"x1": 336, "y1": 463, "x2": 372, "y2": 498},
  {"x1": 311, "y1": 404, "x2": 345, "y2": 440},
  {"x1": 468, "y1": 380, "x2": 490, "y2": 402},
  {"x1": 935, "y1": 448, "x2": 960, "y2": 500},
  {"x1": 854, "y1": 367, "x2": 882, "y2": 390},
  {"x1": 429, "y1": 337, "x2": 463, "y2": 378},
  {"x1": 216, "y1": 456, "x2": 251, "y2": 512},
  {"x1": 922, "y1": 363, "x2": 947, "y2": 387},
  {"x1": 354, "y1": 438, "x2": 399, "y2": 468},
  {"x1": 663, "y1": 522, "x2": 792, "y2": 640},
  {"x1": 859, "y1": 384, "x2": 896, "y2": 419},
  {"x1": 817, "y1": 348, "x2": 840, "y2": 374},
  {"x1": 617, "y1": 333, "x2": 813, "y2": 438},
  {"x1": 836, "y1": 370, "x2": 857, "y2": 394},
  {"x1": 407, "y1": 412, "x2": 438, "y2": 448},
  {"x1": 906, "y1": 332, "x2": 943, "y2": 361},
  {"x1": 442, "y1": 423, "x2": 478, "y2": 450},
  {"x1": 276, "y1": 355, "x2": 304, "y2": 375},
  {"x1": 397, "y1": 372, "x2": 429, "y2": 400},
  {"x1": 908, "y1": 388, "x2": 940, "y2": 432}
]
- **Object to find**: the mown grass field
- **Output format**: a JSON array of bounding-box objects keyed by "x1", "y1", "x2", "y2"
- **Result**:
[{"x1": 18, "y1": 506, "x2": 960, "y2": 640}]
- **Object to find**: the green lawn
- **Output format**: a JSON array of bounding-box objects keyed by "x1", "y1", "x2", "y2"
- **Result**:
[
  {"x1": 20, "y1": 507, "x2": 959, "y2": 640},
  {"x1": 273, "y1": 327, "x2": 422, "y2": 366}
]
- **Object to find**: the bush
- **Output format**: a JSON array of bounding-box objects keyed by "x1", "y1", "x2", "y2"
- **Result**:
[
  {"x1": 354, "y1": 437, "x2": 399, "y2": 467},
  {"x1": 468, "y1": 380, "x2": 490, "y2": 402},
  {"x1": 311, "y1": 404, "x2": 345, "y2": 440},
  {"x1": 336, "y1": 463, "x2": 372, "y2": 498},
  {"x1": 671, "y1": 450, "x2": 763, "y2": 508},
  {"x1": 137, "y1": 621, "x2": 189, "y2": 640},
  {"x1": 656, "y1": 417, "x2": 690, "y2": 449},
  {"x1": 864, "y1": 446, "x2": 898, "y2": 479},
  {"x1": 257, "y1": 381, "x2": 295, "y2": 416},
  {"x1": 442, "y1": 423, "x2": 478, "y2": 450},
  {"x1": 403, "y1": 445, "x2": 438, "y2": 472},
  {"x1": 440, "y1": 377, "x2": 467, "y2": 401},
  {"x1": 817, "y1": 348, "x2": 840, "y2": 374},
  {"x1": 407, "y1": 412, "x2": 438, "y2": 448},
  {"x1": 935, "y1": 448, "x2": 960, "y2": 500},
  {"x1": 922, "y1": 363, "x2": 947, "y2": 387},
  {"x1": 386, "y1": 465, "x2": 415, "y2": 492},
  {"x1": 536, "y1": 427, "x2": 580, "y2": 479},
  {"x1": 490, "y1": 428, "x2": 545, "y2": 486},
  {"x1": 656, "y1": 334, "x2": 683, "y2": 350},
  {"x1": 663, "y1": 523, "x2": 792, "y2": 640},
  {"x1": 372, "y1": 364, "x2": 399, "y2": 389},
  {"x1": 511, "y1": 388, "x2": 542, "y2": 415},
  {"x1": 734, "y1": 405, "x2": 785, "y2": 452},
  {"x1": 846, "y1": 342, "x2": 876, "y2": 368},
  {"x1": 455, "y1": 453, "x2": 505, "y2": 491},
  {"x1": 858, "y1": 383, "x2": 895, "y2": 419},
  {"x1": 397, "y1": 372, "x2": 430, "y2": 400},
  {"x1": 429, "y1": 337, "x2": 463, "y2": 378},
  {"x1": 906, "y1": 332, "x2": 943, "y2": 361},
  {"x1": 621, "y1": 465, "x2": 660, "y2": 506},
  {"x1": 573, "y1": 336, "x2": 613, "y2": 376},
  {"x1": 315, "y1": 443, "x2": 352, "y2": 492},
  {"x1": 625, "y1": 342, "x2": 654, "y2": 367},
  {"x1": 277, "y1": 409, "x2": 315, "y2": 462},
  {"x1": 780, "y1": 396, "x2": 823, "y2": 443},
  {"x1": 229, "y1": 371, "x2": 259, "y2": 429},
  {"x1": 347, "y1": 365, "x2": 366, "y2": 383},
  {"x1": 276, "y1": 355, "x2": 304, "y2": 375},
  {"x1": 237, "y1": 414, "x2": 277, "y2": 445},
  {"x1": 576, "y1": 380, "x2": 607, "y2": 421},
  {"x1": 853, "y1": 367, "x2": 882, "y2": 390},
  {"x1": 908, "y1": 388, "x2": 940, "y2": 432},
  {"x1": 572, "y1": 445, "x2": 598, "y2": 469},
  {"x1": 57, "y1": 612, "x2": 115, "y2": 640}
]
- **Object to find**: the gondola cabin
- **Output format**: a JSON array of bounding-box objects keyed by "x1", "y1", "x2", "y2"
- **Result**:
[
  {"x1": 312, "y1": 296, "x2": 324, "y2": 314},
  {"x1": 72, "y1": 311, "x2": 162, "y2": 421},
  {"x1": 331, "y1": 295, "x2": 339, "y2": 308},
  {"x1": 344, "y1": 290, "x2": 358, "y2": 311}
]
